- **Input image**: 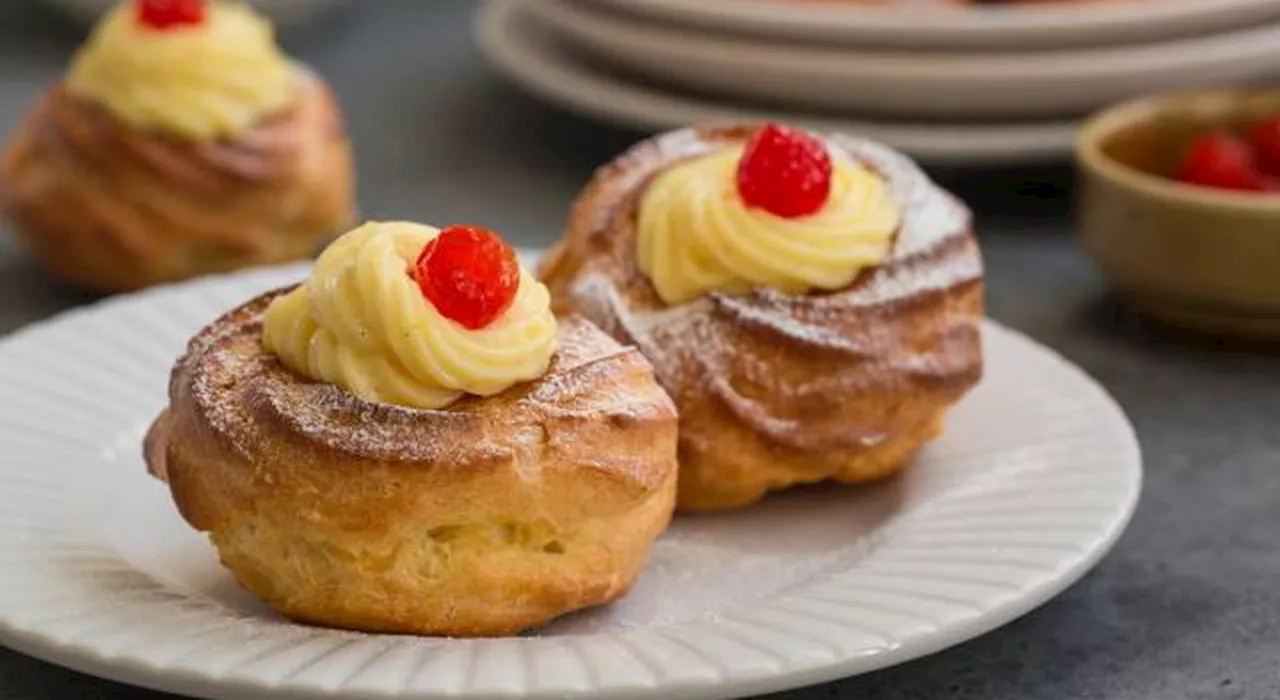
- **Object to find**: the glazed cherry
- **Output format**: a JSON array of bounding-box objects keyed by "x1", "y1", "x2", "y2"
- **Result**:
[
  {"x1": 1176, "y1": 133, "x2": 1268, "y2": 192},
  {"x1": 1246, "y1": 117, "x2": 1280, "y2": 177},
  {"x1": 411, "y1": 225, "x2": 520, "y2": 330},
  {"x1": 735, "y1": 123, "x2": 833, "y2": 218},
  {"x1": 136, "y1": 0, "x2": 205, "y2": 30}
]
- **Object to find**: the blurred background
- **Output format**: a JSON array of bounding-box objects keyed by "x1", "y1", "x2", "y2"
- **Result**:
[{"x1": 4, "y1": 0, "x2": 1280, "y2": 331}]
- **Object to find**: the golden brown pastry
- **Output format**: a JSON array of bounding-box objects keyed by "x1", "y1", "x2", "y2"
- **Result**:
[
  {"x1": 540, "y1": 124, "x2": 984, "y2": 512},
  {"x1": 144, "y1": 221, "x2": 678, "y2": 636},
  {"x1": 0, "y1": 1, "x2": 354, "y2": 293}
]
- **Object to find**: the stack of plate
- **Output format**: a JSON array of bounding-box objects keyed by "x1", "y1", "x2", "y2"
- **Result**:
[{"x1": 475, "y1": 0, "x2": 1280, "y2": 165}]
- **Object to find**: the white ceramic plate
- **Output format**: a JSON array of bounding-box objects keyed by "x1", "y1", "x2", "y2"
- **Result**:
[
  {"x1": 0, "y1": 255, "x2": 1140, "y2": 699},
  {"x1": 531, "y1": 0, "x2": 1280, "y2": 121},
  {"x1": 584, "y1": 0, "x2": 1280, "y2": 50},
  {"x1": 475, "y1": 0, "x2": 1080, "y2": 165}
]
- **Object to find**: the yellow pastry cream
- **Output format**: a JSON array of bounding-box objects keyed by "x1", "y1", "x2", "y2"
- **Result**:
[
  {"x1": 636, "y1": 144, "x2": 903, "y2": 305},
  {"x1": 66, "y1": 2, "x2": 296, "y2": 141},
  {"x1": 263, "y1": 222, "x2": 558, "y2": 410}
]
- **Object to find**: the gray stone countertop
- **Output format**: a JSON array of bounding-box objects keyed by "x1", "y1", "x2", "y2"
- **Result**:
[{"x1": 0, "y1": 2, "x2": 1277, "y2": 699}]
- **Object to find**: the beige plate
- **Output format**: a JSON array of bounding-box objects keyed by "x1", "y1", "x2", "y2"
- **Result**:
[
  {"x1": 476, "y1": 0, "x2": 1079, "y2": 165},
  {"x1": 584, "y1": 0, "x2": 1280, "y2": 50},
  {"x1": 531, "y1": 0, "x2": 1280, "y2": 121}
]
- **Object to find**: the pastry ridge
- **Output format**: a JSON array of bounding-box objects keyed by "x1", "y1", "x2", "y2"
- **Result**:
[
  {"x1": 540, "y1": 124, "x2": 984, "y2": 512},
  {"x1": 144, "y1": 290, "x2": 678, "y2": 636},
  {"x1": 0, "y1": 69, "x2": 355, "y2": 292}
]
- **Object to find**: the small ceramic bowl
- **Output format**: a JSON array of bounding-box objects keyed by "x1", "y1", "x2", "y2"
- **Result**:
[{"x1": 1076, "y1": 89, "x2": 1280, "y2": 340}]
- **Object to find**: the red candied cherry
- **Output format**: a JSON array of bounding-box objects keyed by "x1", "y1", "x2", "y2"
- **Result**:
[
  {"x1": 136, "y1": 0, "x2": 205, "y2": 30},
  {"x1": 735, "y1": 122, "x2": 833, "y2": 218},
  {"x1": 410, "y1": 225, "x2": 520, "y2": 330},
  {"x1": 1246, "y1": 116, "x2": 1280, "y2": 177},
  {"x1": 1177, "y1": 133, "x2": 1268, "y2": 192}
]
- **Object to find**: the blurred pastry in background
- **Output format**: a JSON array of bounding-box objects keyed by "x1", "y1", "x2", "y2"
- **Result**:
[
  {"x1": 540, "y1": 123, "x2": 984, "y2": 512},
  {"x1": 0, "y1": 0, "x2": 355, "y2": 293}
]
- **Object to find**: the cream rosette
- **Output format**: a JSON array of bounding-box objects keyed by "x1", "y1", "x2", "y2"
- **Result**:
[
  {"x1": 66, "y1": 1, "x2": 297, "y2": 140},
  {"x1": 263, "y1": 222, "x2": 557, "y2": 409},
  {"x1": 637, "y1": 145, "x2": 902, "y2": 305}
]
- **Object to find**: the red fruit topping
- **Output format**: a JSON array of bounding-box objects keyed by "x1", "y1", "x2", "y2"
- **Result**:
[
  {"x1": 735, "y1": 122, "x2": 833, "y2": 218},
  {"x1": 136, "y1": 0, "x2": 205, "y2": 30},
  {"x1": 1176, "y1": 133, "x2": 1268, "y2": 192},
  {"x1": 411, "y1": 225, "x2": 520, "y2": 331},
  {"x1": 1246, "y1": 117, "x2": 1280, "y2": 177}
]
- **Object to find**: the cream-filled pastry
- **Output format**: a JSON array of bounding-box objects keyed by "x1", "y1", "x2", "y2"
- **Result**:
[
  {"x1": 0, "y1": 0, "x2": 355, "y2": 292},
  {"x1": 541, "y1": 123, "x2": 984, "y2": 512},
  {"x1": 144, "y1": 221, "x2": 678, "y2": 636}
]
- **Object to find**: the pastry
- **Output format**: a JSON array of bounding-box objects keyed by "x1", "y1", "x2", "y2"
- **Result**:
[
  {"x1": 540, "y1": 123, "x2": 983, "y2": 512},
  {"x1": 0, "y1": 0, "x2": 354, "y2": 293},
  {"x1": 144, "y1": 221, "x2": 678, "y2": 636}
]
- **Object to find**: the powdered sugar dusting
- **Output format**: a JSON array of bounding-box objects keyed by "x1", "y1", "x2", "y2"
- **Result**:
[
  {"x1": 551, "y1": 125, "x2": 984, "y2": 457},
  {"x1": 165, "y1": 290, "x2": 675, "y2": 480}
]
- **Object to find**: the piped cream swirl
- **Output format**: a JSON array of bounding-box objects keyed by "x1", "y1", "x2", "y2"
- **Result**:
[
  {"x1": 637, "y1": 145, "x2": 901, "y2": 305},
  {"x1": 66, "y1": 2, "x2": 296, "y2": 141},
  {"x1": 263, "y1": 222, "x2": 557, "y2": 409}
]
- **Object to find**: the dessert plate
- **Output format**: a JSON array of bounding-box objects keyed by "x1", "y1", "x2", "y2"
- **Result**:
[
  {"x1": 531, "y1": 0, "x2": 1280, "y2": 121},
  {"x1": 475, "y1": 0, "x2": 1080, "y2": 165},
  {"x1": 0, "y1": 258, "x2": 1141, "y2": 699},
  {"x1": 584, "y1": 0, "x2": 1280, "y2": 50}
]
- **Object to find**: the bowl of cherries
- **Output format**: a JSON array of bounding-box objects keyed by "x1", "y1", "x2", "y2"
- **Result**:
[
  {"x1": 1178, "y1": 119, "x2": 1280, "y2": 193},
  {"x1": 1077, "y1": 89, "x2": 1280, "y2": 340}
]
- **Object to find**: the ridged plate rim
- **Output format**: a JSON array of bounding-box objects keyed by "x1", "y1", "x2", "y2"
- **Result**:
[
  {"x1": 581, "y1": 0, "x2": 1280, "y2": 50},
  {"x1": 0, "y1": 260, "x2": 1142, "y2": 700}
]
